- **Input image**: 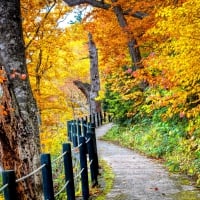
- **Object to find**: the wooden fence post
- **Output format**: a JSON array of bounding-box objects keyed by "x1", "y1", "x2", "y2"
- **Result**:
[
  {"x1": 89, "y1": 114, "x2": 92, "y2": 123},
  {"x1": 89, "y1": 123, "x2": 99, "y2": 174},
  {"x1": 85, "y1": 115, "x2": 88, "y2": 123},
  {"x1": 63, "y1": 143, "x2": 75, "y2": 200},
  {"x1": 86, "y1": 132, "x2": 98, "y2": 187},
  {"x1": 77, "y1": 119, "x2": 82, "y2": 143},
  {"x1": 100, "y1": 111, "x2": 103, "y2": 125},
  {"x1": 79, "y1": 136, "x2": 89, "y2": 200},
  {"x1": 82, "y1": 120, "x2": 87, "y2": 137},
  {"x1": 40, "y1": 154, "x2": 55, "y2": 200},
  {"x1": 92, "y1": 114, "x2": 96, "y2": 127},
  {"x1": 96, "y1": 113, "x2": 100, "y2": 127},
  {"x1": 108, "y1": 114, "x2": 112, "y2": 122},
  {"x1": 72, "y1": 120, "x2": 78, "y2": 147},
  {"x1": 103, "y1": 111, "x2": 106, "y2": 123},
  {"x1": 2, "y1": 170, "x2": 17, "y2": 200},
  {"x1": 67, "y1": 121, "x2": 73, "y2": 142}
]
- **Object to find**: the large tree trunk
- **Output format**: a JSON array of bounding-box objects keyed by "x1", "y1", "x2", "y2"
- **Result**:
[
  {"x1": 111, "y1": 1, "x2": 142, "y2": 69},
  {"x1": 73, "y1": 33, "x2": 101, "y2": 115},
  {"x1": 88, "y1": 33, "x2": 101, "y2": 114},
  {"x1": 0, "y1": 1, "x2": 42, "y2": 199}
]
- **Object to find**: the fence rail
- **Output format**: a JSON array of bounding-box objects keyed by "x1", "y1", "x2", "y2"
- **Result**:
[{"x1": 0, "y1": 112, "x2": 111, "y2": 200}]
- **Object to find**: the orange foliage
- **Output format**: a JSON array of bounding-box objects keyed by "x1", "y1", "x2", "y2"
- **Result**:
[
  {"x1": 20, "y1": 1, "x2": 90, "y2": 153},
  {"x1": 141, "y1": 0, "x2": 200, "y2": 121}
]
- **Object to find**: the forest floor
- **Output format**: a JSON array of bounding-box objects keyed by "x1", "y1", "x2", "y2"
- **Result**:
[{"x1": 96, "y1": 123, "x2": 200, "y2": 200}]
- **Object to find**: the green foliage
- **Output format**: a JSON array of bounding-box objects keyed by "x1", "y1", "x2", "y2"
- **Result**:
[
  {"x1": 103, "y1": 84, "x2": 135, "y2": 125},
  {"x1": 0, "y1": 173, "x2": 4, "y2": 200},
  {"x1": 92, "y1": 160, "x2": 114, "y2": 200}
]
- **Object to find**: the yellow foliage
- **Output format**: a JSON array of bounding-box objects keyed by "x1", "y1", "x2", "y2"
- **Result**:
[
  {"x1": 21, "y1": 0, "x2": 90, "y2": 153},
  {"x1": 143, "y1": 0, "x2": 200, "y2": 120}
]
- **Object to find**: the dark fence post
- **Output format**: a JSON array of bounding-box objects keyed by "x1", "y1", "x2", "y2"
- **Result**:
[
  {"x1": 89, "y1": 114, "x2": 92, "y2": 123},
  {"x1": 67, "y1": 121, "x2": 72, "y2": 141},
  {"x1": 2, "y1": 170, "x2": 17, "y2": 200},
  {"x1": 85, "y1": 115, "x2": 88, "y2": 123},
  {"x1": 72, "y1": 120, "x2": 78, "y2": 147},
  {"x1": 86, "y1": 133, "x2": 98, "y2": 187},
  {"x1": 81, "y1": 118, "x2": 85, "y2": 136},
  {"x1": 82, "y1": 120, "x2": 87, "y2": 137},
  {"x1": 63, "y1": 143, "x2": 75, "y2": 200},
  {"x1": 92, "y1": 114, "x2": 96, "y2": 127},
  {"x1": 96, "y1": 113, "x2": 100, "y2": 127},
  {"x1": 99, "y1": 111, "x2": 103, "y2": 125},
  {"x1": 90, "y1": 123, "x2": 99, "y2": 174},
  {"x1": 77, "y1": 119, "x2": 82, "y2": 141},
  {"x1": 40, "y1": 154, "x2": 55, "y2": 200},
  {"x1": 103, "y1": 112, "x2": 106, "y2": 123},
  {"x1": 79, "y1": 136, "x2": 89, "y2": 200}
]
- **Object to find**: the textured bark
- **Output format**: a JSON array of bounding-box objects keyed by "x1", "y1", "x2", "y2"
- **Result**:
[
  {"x1": 63, "y1": 0, "x2": 111, "y2": 10},
  {"x1": 88, "y1": 33, "x2": 101, "y2": 114},
  {"x1": 73, "y1": 33, "x2": 101, "y2": 114},
  {"x1": 73, "y1": 80, "x2": 91, "y2": 101},
  {"x1": 63, "y1": 0, "x2": 147, "y2": 18},
  {"x1": 0, "y1": 1, "x2": 42, "y2": 199},
  {"x1": 112, "y1": 1, "x2": 142, "y2": 69}
]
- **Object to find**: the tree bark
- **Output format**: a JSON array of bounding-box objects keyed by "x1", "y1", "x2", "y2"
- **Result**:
[
  {"x1": 88, "y1": 33, "x2": 101, "y2": 114},
  {"x1": 73, "y1": 80, "x2": 91, "y2": 101},
  {"x1": 73, "y1": 33, "x2": 101, "y2": 115},
  {"x1": 112, "y1": 1, "x2": 142, "y2": 69},
  {"x1": 0, "y1": 1, "x2": 42, "y2": 199}
]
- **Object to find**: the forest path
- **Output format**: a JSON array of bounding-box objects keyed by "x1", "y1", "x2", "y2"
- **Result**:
[{"x1": 96, "y1": 123, "x2": 200, "y2": 200}]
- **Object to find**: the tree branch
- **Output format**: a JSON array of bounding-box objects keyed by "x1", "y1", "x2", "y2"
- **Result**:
[
  {"x1": 63, "y1": 0, "x2": 148, "y2": 19},
  {"x1": 73, "y1": 80, "x2": 91, "y2": 100},
  {"x1": 63, "y1": 0, "x2": 111, "y2": 9},
  {"x1": 25, "y1": 1, "x2": 56, "y2": 49},
  {"x1": 123, "y1": 10, "x2": 148, "y2": 19}
]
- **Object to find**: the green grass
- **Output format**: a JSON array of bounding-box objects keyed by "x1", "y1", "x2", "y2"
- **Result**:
[
  {"x1": 91, "y1": 160, "x2": 114, "y2": 200},
  {"x1": 0, "y1": 173, "x2": 4, "y2": 200}
]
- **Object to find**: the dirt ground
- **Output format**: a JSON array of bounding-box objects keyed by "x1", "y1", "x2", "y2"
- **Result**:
[{"x1": 96, "y1": 123, "x2": 200, "y2": 200}]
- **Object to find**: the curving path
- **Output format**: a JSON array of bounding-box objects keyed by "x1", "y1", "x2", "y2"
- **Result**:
[{"x1": 96, "y1": 123, "x2": 200, "y2": 200}]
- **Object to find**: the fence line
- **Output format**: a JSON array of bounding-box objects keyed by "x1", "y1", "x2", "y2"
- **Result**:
[
  {"x1": 16, "y1": 164, "x2": 46, "y2": 183},
  {"x1": 0, "y1": 111, "x2": 112, "y2": 200},
  {"x1": 0, "y1": 184, "x2": 8, "y2": 193},
  {"x1": 54, "y1": 180, "x2": 69, "y2": 198}
]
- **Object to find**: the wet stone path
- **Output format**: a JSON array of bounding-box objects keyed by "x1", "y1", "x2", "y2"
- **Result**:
[{"x1": 96, "y1": 124, "x2": 200, "y2": 200}]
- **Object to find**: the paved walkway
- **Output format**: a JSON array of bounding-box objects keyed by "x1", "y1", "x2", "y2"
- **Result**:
[{"x1": 96, "y1": 123, "x2": 200, "y2": 200}]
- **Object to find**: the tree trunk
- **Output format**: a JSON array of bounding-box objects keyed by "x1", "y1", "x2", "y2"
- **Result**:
[
  {"x1": 88, "y1": 33, "x2": 101, "y2": 114},
  {"x1": 112, "y1": 1, "x2": 142, "y2": 69},
  {"x1": 0, "y1": 1, "x2": 42, "y2": 199},
  {"x1": 73, "y1": 33, "x2": 101, "y2": 115}
]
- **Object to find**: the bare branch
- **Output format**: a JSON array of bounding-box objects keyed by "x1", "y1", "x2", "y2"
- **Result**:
[
  {"x1": 73, "y1": 80, "x2": 91, "y2": 100},
  {"x1": 63, "y1": 0, "x2": 148, "y2": 19},
  {"x1": 63, "y1": 0, "x2": 111, "y2": 9},
  {"x1": 25, "y1": 2, "x2": 56, "y2": 49},
  {"x1": 123, "y1": 10, "x2": 148, "y2": 19}
]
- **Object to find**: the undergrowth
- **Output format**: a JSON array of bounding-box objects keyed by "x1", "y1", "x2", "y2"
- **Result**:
[
  {"x1": 92, "y1": 160, "x2": 114, "y2": 200},
  {"x1": 0, "y1": 173, "x2": 3, "y2": 200}
]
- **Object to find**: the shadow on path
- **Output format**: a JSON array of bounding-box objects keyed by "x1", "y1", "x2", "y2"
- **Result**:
[{"x1": 96, "y1": 123, "x2": 200, "y2": 200}]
